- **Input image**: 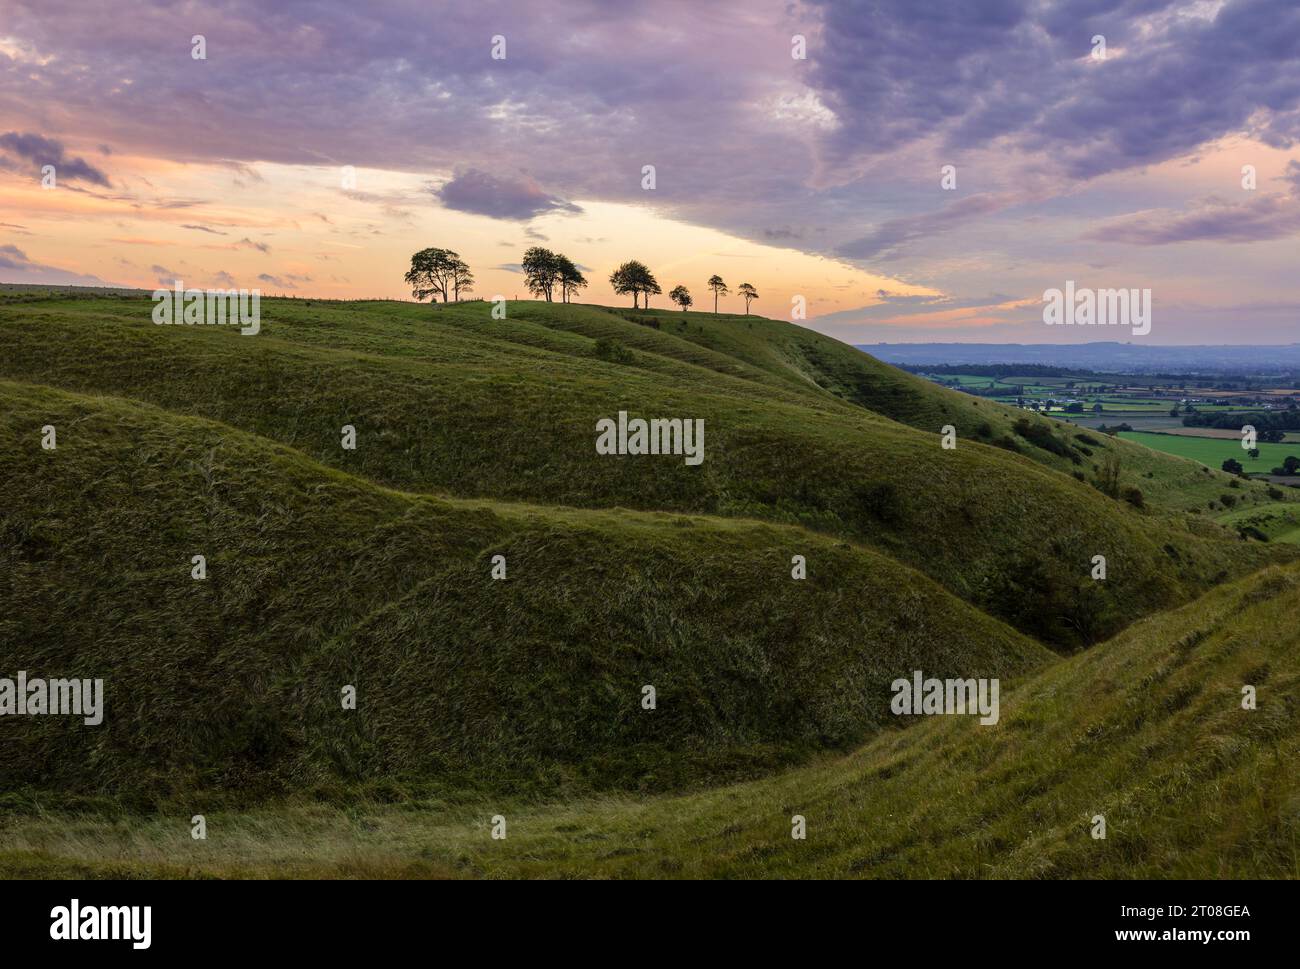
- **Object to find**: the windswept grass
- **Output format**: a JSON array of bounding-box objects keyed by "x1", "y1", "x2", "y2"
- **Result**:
[{"x1": 4, "y1": 562, "x2": 1298, "y2": 879}]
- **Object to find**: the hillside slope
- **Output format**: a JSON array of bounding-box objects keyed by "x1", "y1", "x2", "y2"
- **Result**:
[
  {"x1": 3, "y1": 289, "x2": 1299, "y2": 881},
  {"x1": 0, "y1": 380, "x2": 1049, "y2": 802},
  {"x1": 1, "y1": 290, "x2": 1290, "y2": 649},
  {"x1": 526, "y1": 302, "x2": 1291, "y2": 519},
  {"x1": 4, "y1": 559, "x2": 1297, "y2": 879}
]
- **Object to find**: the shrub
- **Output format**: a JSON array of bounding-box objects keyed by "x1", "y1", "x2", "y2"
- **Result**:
[
  {"x1": 593, "y1": 338, "x2": 634, "y2": 364},
  {"x1": 1012, "y1": 418, "x2": 1075, "y2": 458},
  {"x1": 852, "y1": 481, "x2": 904, "y2": 525},
  {"x1": 1122, "y1": 486, "x2": 1145, "y2": 509}
]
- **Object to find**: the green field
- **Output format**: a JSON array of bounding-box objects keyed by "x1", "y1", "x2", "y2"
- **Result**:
[
  {"x1": 1118, "y1": 430, "x2": 1300, "y2": 475},
  {"x1": 2, "y1": 287, "x2": 1299, "y2": 879}
]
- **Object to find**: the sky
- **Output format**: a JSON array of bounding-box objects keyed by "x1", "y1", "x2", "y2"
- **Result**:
[{"x1": 2, "y1": 0, "x2": 1300, "y2": 345}]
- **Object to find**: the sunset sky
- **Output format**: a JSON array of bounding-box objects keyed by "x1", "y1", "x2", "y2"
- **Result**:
[{"x1": 3, "y1": 0, "x2": 1300, "y2": 344}]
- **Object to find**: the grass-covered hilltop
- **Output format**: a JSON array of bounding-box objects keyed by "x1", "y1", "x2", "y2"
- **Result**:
[{"x1": 2, "y1": 285, "x2": 1298, "y2": 879}]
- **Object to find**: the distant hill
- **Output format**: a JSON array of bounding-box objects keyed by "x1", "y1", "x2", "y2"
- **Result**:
[{"x1": 861, "y1": 341, "x2": 1300, "y2": 373}]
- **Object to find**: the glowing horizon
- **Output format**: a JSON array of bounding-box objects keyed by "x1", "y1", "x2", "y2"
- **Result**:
[{"x1": 4, "y1": 1, "x2": 1300, "y2": 344}]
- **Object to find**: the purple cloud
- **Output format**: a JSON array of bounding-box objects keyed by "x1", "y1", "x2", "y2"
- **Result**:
[
  {"x1": 0, "y1": 244, "x2": 113, "y2": 285},
  {"x1": 1084, "y1": 195, "x2": 1300, "y2": 245},
  {"x1": 805, "y1": 0, "x2": 1300, "y2": 181},
  {"x1": 435, "y1": 169, "x2": 582, "y2": 221},
  {"x1": 0, "y1": 131, "x2": 110, "y2": 186},
  {"x1": 3, "y1": 0, "x2": 1300, "y2": 339},
  {"x1": 0, "y1": 244, "x2": 30, "y2": 270},
  {"x1": 837, "y1": 193, "x2": 1021, "y2": 260}
]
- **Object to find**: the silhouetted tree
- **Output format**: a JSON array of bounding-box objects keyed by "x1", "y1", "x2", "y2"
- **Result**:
[
  {"x1": 522, "y1": 247, "x2": 562, "y2": 302},
  {"x1": 556, "y1": 255, "x2": 588, "y2": 303},
  {"x1": 405, "y1": 247, "x2": 465, "y2": 303},
  {"x1": 738, "y1": 282, "x2": 758, "y2": 314},
  {"x1": 610, "y1": 260, "x2": 657, "y2": 308},
  {"x1": 610, "y1": 262, "x2": 639, "y2": 307},
  {"x1": 1095, "y1": 451, "x2": 1121, "y2": 498},
  {"x1": 639, "y1": 271, "x2": 662, "y2": 308},
  {"x1": 707, "y1": 274, "x2": 729, "y2": 313},
  {"x1": 669, "y1": 284, "x2": 692, "y2": 311},
  {"x1": 452, "y1": 258, "x2": 474, "y2": 301}
]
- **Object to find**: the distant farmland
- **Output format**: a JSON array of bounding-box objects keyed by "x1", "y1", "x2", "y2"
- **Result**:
[{"x1": 1118, "y1": 430, "x2": 1300, "y2": 474}]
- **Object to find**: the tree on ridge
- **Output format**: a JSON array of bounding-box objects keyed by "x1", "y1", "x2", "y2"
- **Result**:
[{"x1": 707, "y1": 274, "x2": 729, "y2": 314}]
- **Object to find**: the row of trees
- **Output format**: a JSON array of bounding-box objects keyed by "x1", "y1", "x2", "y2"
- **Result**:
[
  {"x1": 405, "y1": 247, "x2": 759, "y2": 314},
  {"x1": 611, "y1": 263, "x2": 759, "y2": 314}
]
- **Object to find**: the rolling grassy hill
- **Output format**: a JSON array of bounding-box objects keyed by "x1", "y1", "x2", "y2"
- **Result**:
[
  {"x1": 1, "y1": 290, "x2": 1291, "y2": 651},
  {"x1": 2, "y1": 287, "x2": 1299, "y2": 879},
  {"x1": 4, "y1": 559, "x2": 1298, "y2": 879},
  {"x1": 0, "y1": 379, "x2": 1050, "y2": 802}
]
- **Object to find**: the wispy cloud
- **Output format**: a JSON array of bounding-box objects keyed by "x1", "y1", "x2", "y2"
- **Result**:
[{"x1": 1084, "y1": 195, "x2": 1300, "y2": 246}]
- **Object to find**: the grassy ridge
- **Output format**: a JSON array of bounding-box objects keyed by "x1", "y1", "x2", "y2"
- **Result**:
[
  {"x1": 1, "y1": 293, "x2": 1289, "y2": 649},
  {"x1": 607, "y1": 306, "x2": 1293, "y2": 514},
  {"x1": 4, "y1": 289, "x2": 1300, "y2": 881},
  {"x1": 5, "y1": 560, "x2": 1297, "y2": 879},
  {"x1": 0, "y1": 380, "x2": 1049, "y2": 803}
]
